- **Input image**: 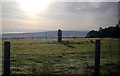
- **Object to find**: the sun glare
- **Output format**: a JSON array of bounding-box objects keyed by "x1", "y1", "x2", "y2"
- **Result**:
[{"x1": 17, "y1": 0, "x2": 52, "y2": 14}]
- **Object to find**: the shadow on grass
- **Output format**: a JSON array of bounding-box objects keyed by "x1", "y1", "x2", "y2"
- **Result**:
[{"x1": 60, "y1": 41, "x2": 75, "y2": 48}]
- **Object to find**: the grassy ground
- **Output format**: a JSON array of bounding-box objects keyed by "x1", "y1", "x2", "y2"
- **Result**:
[{"x1": 2, "y1": 38, "x2": 120, "y2": 75}]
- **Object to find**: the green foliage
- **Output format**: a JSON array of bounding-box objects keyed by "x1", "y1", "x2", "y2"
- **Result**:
[{"x1": 86, "y1": 25, "x2": 120, "y2": 38}]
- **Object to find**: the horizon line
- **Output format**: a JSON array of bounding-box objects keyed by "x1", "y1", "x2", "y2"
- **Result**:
[{"x1": 2, "y1": 30, "x2": 89, "y2": 34}]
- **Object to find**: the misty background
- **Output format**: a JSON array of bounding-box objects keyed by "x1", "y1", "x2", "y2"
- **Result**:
[
  {"x1": 2, "y1": 2, "x2": 118, "y2": 33},
  {"x1": 2, "y1": 1, "x2": 119, "y2": 39}
]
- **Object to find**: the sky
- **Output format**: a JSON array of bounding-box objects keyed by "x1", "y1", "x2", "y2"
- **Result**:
[{"x1": 1, "y1": 0, "x2": 119, "y2": 33}]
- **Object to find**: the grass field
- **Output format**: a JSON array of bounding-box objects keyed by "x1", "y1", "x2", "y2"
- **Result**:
[{"x1": 2, "y1": 38, "x2": 120, "y2": 75}]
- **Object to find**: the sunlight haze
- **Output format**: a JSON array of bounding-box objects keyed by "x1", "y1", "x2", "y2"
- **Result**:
[{"x1": 2, "y1": 1, "x2": 118, "y2": 33}]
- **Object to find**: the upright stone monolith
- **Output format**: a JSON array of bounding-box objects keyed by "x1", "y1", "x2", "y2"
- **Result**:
[{"x1": 58, "y1": 29, "x2": 62, "y2": 42}]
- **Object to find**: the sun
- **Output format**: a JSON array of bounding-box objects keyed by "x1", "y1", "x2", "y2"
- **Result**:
[{"x1": 17, "y1": 0, "x2": 52, "y2": 14}]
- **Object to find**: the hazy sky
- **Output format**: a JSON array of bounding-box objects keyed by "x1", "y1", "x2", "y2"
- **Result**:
[{"x1": 2, "y1": 0, "x2": 119, "y2": 33}]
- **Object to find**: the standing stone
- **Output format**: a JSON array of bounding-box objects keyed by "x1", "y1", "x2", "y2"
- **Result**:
[{"x1": 58, "y1": 29, "x2": 62, "y2": 42}]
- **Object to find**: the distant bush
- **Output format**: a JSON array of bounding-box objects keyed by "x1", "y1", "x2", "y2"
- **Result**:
[{"x1": 86, "y1": 24, "x2": 120, "y2": 38}]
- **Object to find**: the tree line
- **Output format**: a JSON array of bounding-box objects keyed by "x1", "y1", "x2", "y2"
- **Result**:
[{"x1": 86, "y1": 24, "x2": 120, "y2": 38}]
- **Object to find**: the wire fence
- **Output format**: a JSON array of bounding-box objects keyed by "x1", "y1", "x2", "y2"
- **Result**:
[{"x1": 2, "y1": 38, "x2": 120, "y2": 75}]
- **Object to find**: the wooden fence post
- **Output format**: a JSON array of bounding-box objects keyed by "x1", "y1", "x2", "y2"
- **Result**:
[
  {"x1": 4, "y1": 41, "x2": 10, "y2": 75},
  {"x1": 95, "y1": 40, "x2": 100, "y2": 76},
  {"x1": 118, "y1": 39, "x2": 120, "y2": 64}
]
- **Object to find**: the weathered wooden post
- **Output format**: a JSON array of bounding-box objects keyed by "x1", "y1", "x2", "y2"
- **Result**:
[
  {"x1": 4, "y1": 42, "x2": 10, "y2": 75},
  {"x1": 118, "y1": 39, "x2": 120, "y2": 64},
  {"x1": 95, "y1": 40, "x2": 100, "y2": 76},
  {"x1": 58, "y1": 29, "x2": 62, "y2": 42}
]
